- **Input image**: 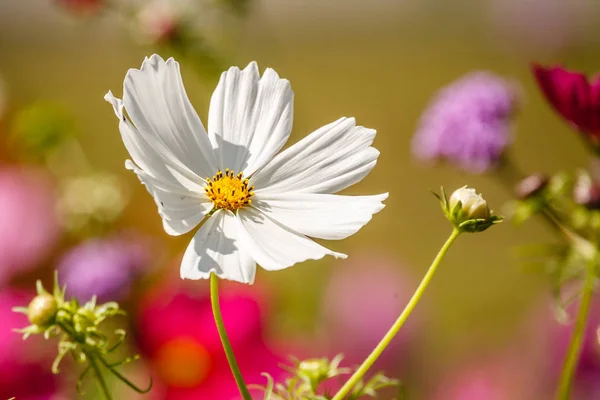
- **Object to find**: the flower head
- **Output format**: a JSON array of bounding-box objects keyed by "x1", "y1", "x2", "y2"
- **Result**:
[
  {"x1": 105, "y1": 54, "x2": 387, "y2": 284},
  {"x1": 0, "y1": 166, "x2": 60, "y2": 285},
  {"x1": 533, "y1": 65, "x2": 600, "y2": 143},
  {"x1": 412, "y1": 72, "x2": 519, "y2": 173},
  {"x1": 58, "y1": 233, "x2": 153, "y2": 302}
]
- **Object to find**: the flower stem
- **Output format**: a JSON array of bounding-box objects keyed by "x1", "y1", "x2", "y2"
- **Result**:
[
  {"x1": 210, "y1": 273, "x2": 253, "y2": 400},
  {"x1": 331, "y1": 228, "x2": 461, "y2": 400},
  {"x1": 556, "y1": 260, "x2": 596, "y2": 400},
  {"x1": 89, "y1": 354, "x2": 113, "y2": 400}
]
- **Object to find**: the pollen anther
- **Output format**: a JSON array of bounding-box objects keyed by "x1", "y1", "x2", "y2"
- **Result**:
[{"x1": 205, "y1": 170, "x2": 253, "y2": 211}]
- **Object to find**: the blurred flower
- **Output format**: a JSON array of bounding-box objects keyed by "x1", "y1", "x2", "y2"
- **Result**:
[
  {"x1": 431, "y1": 355, "x2": 535, "y2": 400},
  {"x1": 54, "y1": 0, "x2": 104, "y2": 15},
  {"x1": 533, "y1": 65, "x2": 600, "y2": 144},
  {"x1": 522, "y1": 294, "x2": 600, "y2": 400},
  {"x1": 0, "y1": 166, "x2": 60, "y2": 285},
  {"x1": 105, "y1": 54, "x2": 386, "y2": 284},
  {"x1": 0, "y1": 290, "x2": 58, "y2": 399},
  {"x1": 573, "y1": 171, "x2": 600, "y2": 210},
  {"x1": 550, "y1": 297, "x2": 600, "y2": 400},
  {"x1": 58, "y1": 233, "x2": 153, "y2": 302},
  {"x1": 137, "y1": 1, "x2": 182, "y2": 44},
  {"x1": 136, "y1": 284, "x2": 284, "y2": 399},
  {"x1": 56, "y1": 172, "x2": 128, "y2": 235},
  {"x1": 321, "y1": 254, "x2": 418, "y2": 372},
  {"x1": 489, "y1": 0, "x2": 595, "y2": 56},
  {"x1": 412, "y1": 72, "x2": 519, "y2": 173},
  {"x1": 515, "y1": 173, "x2": 549, "y2": 200}
]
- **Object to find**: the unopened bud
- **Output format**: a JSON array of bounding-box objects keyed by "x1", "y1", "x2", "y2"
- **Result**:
[
  {"x1": 28, "y1": 294, "x2": 58, "y2": 327},
  {"x1": 515, "y1": 173, "x2": 549, "y2": 200},
  {"x1": 298, "y1": 358, "x2": 331, "y2": 383},
  {"x1": 573, "y1": 173, "x2": 600, "y2": 210},
  {"x1": 449, "y1": 186, "x2": 490, "y2": 222}
]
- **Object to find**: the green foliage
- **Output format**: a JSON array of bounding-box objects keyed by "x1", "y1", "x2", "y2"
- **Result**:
[
  {"x1": 12, "y1": 273, "x2": 152, "y2": 397},
  {"x1": 252, "y1": 355, "x2": 401, "y2": 400}
]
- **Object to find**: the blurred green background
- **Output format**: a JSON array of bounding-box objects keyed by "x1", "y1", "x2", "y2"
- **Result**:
[{"x1": 2, "y1": 0, "x2": 600, "y2": 398}]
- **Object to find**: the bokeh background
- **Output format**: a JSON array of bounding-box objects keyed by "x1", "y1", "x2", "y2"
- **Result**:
[{"x1": 2, "y1": 0, "x2": 600, "y2": 399}]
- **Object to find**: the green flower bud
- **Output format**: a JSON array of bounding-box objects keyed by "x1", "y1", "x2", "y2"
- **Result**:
[
  {"x1": 449, "y1": 186, "x2": 490, "y2": 222},
  {"x1": 28, "y1": 294, "x2": 58, "y2": 327},
  {"x1": 297, "y1": 358, "x2": 331, "y2": 383}
]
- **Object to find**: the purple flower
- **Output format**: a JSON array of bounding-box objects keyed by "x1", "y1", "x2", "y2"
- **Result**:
[
  {"x1": 0, "y1": 166, "x2": 60, "y2": 285},
  {"x1": 412, "y1": 72, "x2": 520, "y2": 173},
  {"x1": 58, "y1": 233, "x2": 154, "y2": 302}
]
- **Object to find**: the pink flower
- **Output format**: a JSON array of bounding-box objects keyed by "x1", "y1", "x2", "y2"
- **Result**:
[
  {"x1": 431, "y1": 354, "x2": 536, "y2": 400},
  {"x1": 522, "y1": 294, "x2": 600, "y2": 399},
  {"x1": 321, "y1": 254, "x2": 419, "y2": 372},
  {"x1": 135, "y1": 284, "x2": 285, "y2": 399},
  {"x1": 532, "y1": 65, "x2": 600, "y2": 142},
  {"x1": 0, "y1": 166, "x2": 60, "y2": 285},
  {"x1": 0, "y1": 290, "x2": 58, "y2": 399}
]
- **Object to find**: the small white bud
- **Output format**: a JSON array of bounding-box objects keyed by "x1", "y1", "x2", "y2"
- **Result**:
[{"x1": 449, "y1": 186, "x2": 490, "y2": 221}]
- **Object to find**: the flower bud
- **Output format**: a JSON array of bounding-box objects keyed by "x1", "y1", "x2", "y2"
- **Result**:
[
  {"x1": 449, "y1": 186, "x2": 491, "y2": 222},
  {"x1": 297, "y1": 358, "x2": 332, "y2": 383},
  {"x1": 27, "y1": 294, "x2": 58, "y2": 327},
  {"x1": 437, "y1": 186, "x2": 501, "y2": 233},
  {"x1": 573, "y1": 173, "x2": 600, "y2": 210},
  {"x1": 515, "y1": 173, "x2": 549, "y2": 200}
]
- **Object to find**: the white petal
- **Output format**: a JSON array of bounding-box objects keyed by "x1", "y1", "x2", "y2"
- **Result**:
[
  {"x1": 208, "y1": 62, "x2": 293, "y2": 175},
  {"x1": 253, "y1": 192, "x2": 388, "y2": 240},
  {"x1": 126, "y1": 160, "x2": 211, "y2": 236},
  {"x1": 236, "y1": 207, "x2": 346, "y2": 271},
  {"x1": 105, "y1": 91, "x2": 206, "y2": 194},
  {"x1": 122, "y1": 54, "x2": 218, "y2": 179},
  {"x1": 252, "y1": 117, "x2": 379, "y2": 194},
  {"x1": 180, "y1": 210, "x2": 256, "y2": 284}
]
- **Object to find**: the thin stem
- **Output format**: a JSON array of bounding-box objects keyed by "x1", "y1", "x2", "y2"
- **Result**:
[
  {"x1": 331, "y1": 228, "x2": 462, "y2": 400},
  {"x1": 556, "y1": 260, "x2": 596, "y2": 400},
  {"x1": 88, "y1": 354, "x2": 113, "y2": 400},
  {"x1": 210, "y1": 273, "x2": 253, "y2": 400}
]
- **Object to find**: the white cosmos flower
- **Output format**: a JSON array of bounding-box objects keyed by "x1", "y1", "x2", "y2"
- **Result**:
[{"x1": 105, "y1": 54, "x2": 387, "y2": 284}]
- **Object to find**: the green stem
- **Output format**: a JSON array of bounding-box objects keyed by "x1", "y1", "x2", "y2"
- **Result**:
[
  {"x1": 210, "y1": 273, "x2": 253, "y2": 400},
  {"x1": 555, "y1": 261, "x2": 596, "y2": 400},
  {"x1": 88, "y1": 354, "x2": 113, "y2": 400},
  {"x1": 331, "y1": 228, "x2": 462, "y2": 400}
]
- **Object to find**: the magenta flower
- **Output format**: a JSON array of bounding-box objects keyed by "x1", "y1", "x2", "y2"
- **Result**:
[
  {"x1": 0, "y1": 290, "x2": 58, "y2": 399},
  {"x1": 135, "y1": 284, "x2": 285, "y2": 399},
  {"x1": 0, "y1": 166, "x2": 60, "y2": 285},
  {"x1": 533, "y1": 65, "x2": 600, "y2": 142},
  {"x1": 412, "y1": 72, "x2": 519, "y2": 173},
  {"x1": 58, "y1": 233, "x2": 154, "y2": 302}
]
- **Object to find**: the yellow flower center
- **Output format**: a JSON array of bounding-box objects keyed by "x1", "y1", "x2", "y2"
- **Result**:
[{"x1": 205, "y1": 169, "x2": 254, "y2": 211}]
